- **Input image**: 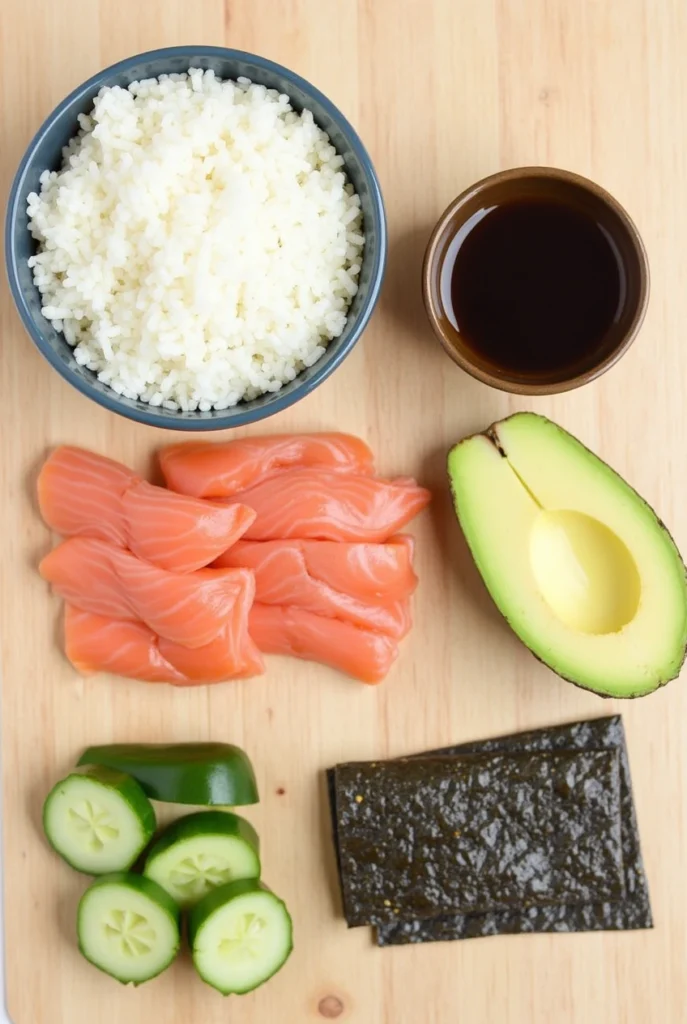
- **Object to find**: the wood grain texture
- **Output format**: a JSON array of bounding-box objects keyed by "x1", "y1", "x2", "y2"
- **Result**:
[{"x1": 1, "y1": 1, "x2": 686, "y2": 1021}]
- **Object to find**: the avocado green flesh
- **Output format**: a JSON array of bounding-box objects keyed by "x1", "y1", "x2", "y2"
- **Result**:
[{"x1": 448, "y1": 412, "x2": 687, "y2": 697}]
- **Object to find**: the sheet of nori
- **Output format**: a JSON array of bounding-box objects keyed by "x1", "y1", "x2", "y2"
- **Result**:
[
  {"x1": 333, "y1": 749, "x2": 624, "y2": 926},
  {"x1": 326, "y1": 716, "x2": 652, "y2": 944},
  {"x1": 378, "y1": 715, "x2": 652, "y2": 943}
]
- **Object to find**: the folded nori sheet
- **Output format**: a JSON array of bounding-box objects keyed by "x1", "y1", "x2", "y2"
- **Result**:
[
  {"x1": 327, "y1": 716, "x2": 652, "y2": 944},
  {"x1": 334, "y1": 748, "x2": 624, "y2": 926},
  {"x1": 380, "y1": 716, "x2": 651, "y2": 943}
]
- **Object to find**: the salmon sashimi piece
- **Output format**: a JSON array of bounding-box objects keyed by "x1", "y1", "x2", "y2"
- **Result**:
[
  {"x1": 215, "y1": 536, "x2": 418, "y2": 603},
  {"x1": 121, "y1": 481, "x2": 256, "y2": 573},
  {"x1": 159, "y1": 433, "x2": 375, "y2": 498},
  {"x1": 65, "y1": 606, "x2": 187, "y2": 683},
  {"x1": 65, "y1": 607, "x2": 264, "y2": 685},
  {"x1": 159, "y1": 625, "x2": 265, "y2": 682},
  {"x1": 38, "y1": 446, "x2": 137, "y2": 547},
  {"x1": 37, "y1": 446, "x2": 255, "y2": 573},
  {"x1": 229, "y1": 470, "x2": 431, "y2": 542},
  {"x1": 157, "y1": 561, "x2": 263, "y2": 679},
  {"x1": 40, "y1": 537, "x2": 255, "y2": 649},
  {"x1": 306, "y1": 534, "x2": 417, "y2": 603},
  {"x1": 249, "y1": 604, "x2": 399, "y2": 684},
  {"x1": 216, "y1": 539, "x2": 413, "y2": 636}
]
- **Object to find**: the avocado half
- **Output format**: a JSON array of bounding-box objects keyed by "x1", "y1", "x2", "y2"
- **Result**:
[{"x1": 448, "y1": 412, "x2": 687, "y2": 698}]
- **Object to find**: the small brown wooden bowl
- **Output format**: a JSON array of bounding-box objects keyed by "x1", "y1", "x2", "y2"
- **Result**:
[{"x1": 422, "y1": 167, "x2": 650, "y2": 395}]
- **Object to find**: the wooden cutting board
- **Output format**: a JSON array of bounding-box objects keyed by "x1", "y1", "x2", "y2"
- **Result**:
[{"x1": 1, "y1": 1, "x2": 686, "y2": 1022}]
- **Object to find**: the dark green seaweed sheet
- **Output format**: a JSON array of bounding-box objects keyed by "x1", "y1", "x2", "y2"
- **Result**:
[
  {"x1": 326, "y1": 716, "x2": 652, "y2": 944},
  {"x1": 376, "y1": 715, "x2": 652, "y2": 944},
  {"x1": 334, "y1": 748, "x2": 624, "y2": 927}
]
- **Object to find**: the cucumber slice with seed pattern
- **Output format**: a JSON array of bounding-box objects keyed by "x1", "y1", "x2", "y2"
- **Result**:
[
  {"x1": 78, "y1": 873, "x2": 180, "y2": 985},
  {"x1": 189, "y1": 879, "x2": 293, "y2": 995},
  {"x1": 143, "y1": 811, "x2": 260, "y2": 909},
  {"x1": 43, "y1": 766, "x2": 156, "y2": 874}
]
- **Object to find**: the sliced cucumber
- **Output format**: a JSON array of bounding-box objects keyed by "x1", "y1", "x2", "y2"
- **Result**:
[
  {"x1": 77, "y1": 743, "x2": 259, "y2": 806},
  {"x1": 78, "y1": 873, "x2": 180, "y2": 985},
  {"x1": 43, "y1": 766, "x2": 156, "y2": 874},
  {"x1": 189, "y1": 879, "x2": 293, "y2": 995},
  {"x1": 143, "y1": 811, "x2": 260, "y2": 909}
]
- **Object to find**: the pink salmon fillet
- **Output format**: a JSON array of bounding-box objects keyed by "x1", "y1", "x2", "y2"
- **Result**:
[
  {"x1": 216, "y1": 538, "x2": 414, "y2": 636},
  {"x1": 229, "y1": 470, "x2": 431, "y2": 542},
  {"x1": 249, "y1": 604, "x2": 399, "y2": 684},
  {"x1": 158, "y1": 433, "x2": 375, "y2": 498},
  {"x1": 215, "y1": 536, "x2": 417, "y2": 602},
  {"x1": 38, "y1": 446, "x2": 255, "y2": 572},
  {"x1": 65, "y1": 606, "x2": 264, "y2": 684},
  {"x1": 40, "y1": 537, "x2": 255, "y2": 649}
]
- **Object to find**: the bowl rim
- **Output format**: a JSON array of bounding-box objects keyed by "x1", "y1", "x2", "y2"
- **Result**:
[
  {"x1": 422, "y1": 165, "x2": 650, "y2": 396},
  {"x1": 5, "y1": 45, "x2": 387, "y2": 430}
]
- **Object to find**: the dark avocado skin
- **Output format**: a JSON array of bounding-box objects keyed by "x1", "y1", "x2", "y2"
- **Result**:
[
  {"x1": 333, "y1": 748, "x2": 624, "y2": 928},
  {"x1": 448, "y1": 413, "x2": 687, "y2": 699},
  {"x1": 367, "y1": 716, "x2": 652, "y2": 944}
]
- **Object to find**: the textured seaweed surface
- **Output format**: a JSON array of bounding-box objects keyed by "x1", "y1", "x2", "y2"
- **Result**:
[
  {"x1": 327, "y1": 717, "x2": 652, "y2": 944},
  {"x1": 334, "y1": 748, "x2": 623, "y2": 927},
  {"x1": 378, "y1": 716, "x2": 652, "y2": 944}
]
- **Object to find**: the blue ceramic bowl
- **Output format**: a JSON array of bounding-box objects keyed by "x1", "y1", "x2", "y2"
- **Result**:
[{"x1": 5, "y1": 46, "x2": 387, "y2": 430}]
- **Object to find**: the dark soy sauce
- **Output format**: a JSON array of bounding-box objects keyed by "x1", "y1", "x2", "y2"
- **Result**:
[{"x1": 448, "y1": 198, "x2": 625, "y2": 375}]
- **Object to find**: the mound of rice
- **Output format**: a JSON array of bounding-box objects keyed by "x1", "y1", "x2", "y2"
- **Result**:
[{"x1": 27, "y1": 68, "x2": 365, "y2": 411}]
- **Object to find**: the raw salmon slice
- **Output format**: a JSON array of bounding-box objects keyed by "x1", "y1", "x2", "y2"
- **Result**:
[
  {"x1": 160, "y1": 624, "x2": 265, "y2": 682},
  {"x1": 65, "y1": 606, "x2": 264, "y2": 685},
  {"x1": 65, "y1": 606, "x2": 186, "y2": 684},
  {"x1": 217, "y1": 539, "x2": 414, "y2": 636},
  {"x1": 229, "y1": 470, "x2": 431, "y2": 542},
  {"x1": 38, "y1": 446, "x2": 136, "y2": 547},
  {"x1": 302, "y1": 535, "x2": 417, "y2": 602},
  {"x1": 215, "y1": 536, "x2": 418, "y2": 603},
  {"x1": 122, "y1": 481, "x2": 255, "y2": 573},
  {"x1": 159, "y1": 433, "x2": 375, "y2": 498},
  {"x1": 38, "y1": 446, "x2": 255, "y2": 572},
  {"x1": 41, "y1": 537, "x2": 255, "y2": 649},
  {"x1": 249, "y1": 604, "x2": 399, "y2": 684}
]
